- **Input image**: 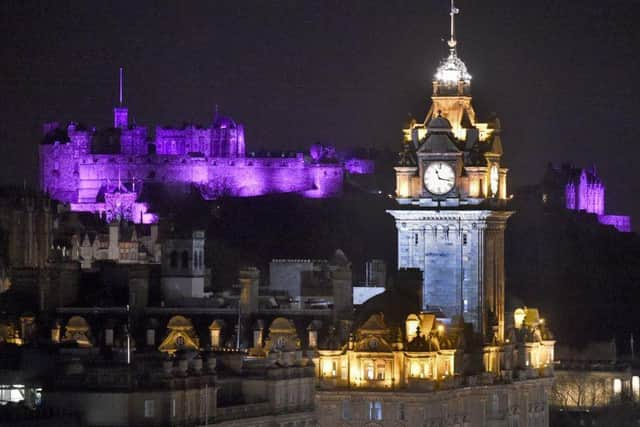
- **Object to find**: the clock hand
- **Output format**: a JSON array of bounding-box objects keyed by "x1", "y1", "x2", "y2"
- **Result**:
[{"x1": 435, "y1": 170, "x2": 452, "y2": 182}]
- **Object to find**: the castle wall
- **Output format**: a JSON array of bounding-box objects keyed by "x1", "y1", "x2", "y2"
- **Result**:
[
  {"x1": 302, "y1": 165, "x2": 343, "y2": 199},
  {"x1": 598, "y1": 215, "x2": 631, "y2": 233},
  {"x1": 344, "y1": 158, "x2": 375, "y2": 175},
  {"x1": 40, "y1": 144, "x2": 79, "y2": 203},
  {"x1": 40, "y1": 116, "x2": 354, "y2": 214},
  {"x1": 72, "y1": 155, "x2": 343, "y2": 202}
]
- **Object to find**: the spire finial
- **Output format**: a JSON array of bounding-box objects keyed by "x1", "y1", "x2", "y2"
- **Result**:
[
  {"x1": 119, "y1": 67, "x2": 124, "y2": 106},
  {"x1": 448, "y1": 0, "x2": 460, "y2": 51}
]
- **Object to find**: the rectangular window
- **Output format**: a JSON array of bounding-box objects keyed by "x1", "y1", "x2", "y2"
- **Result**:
[
  {"x1": 376, "y1": 362, "x2": 386, "y2": 380},
  {"x1": 144, "y1": 400, "x2": 155, "y2": 418},
  {"x1": 463, "y1": 233, "x2": 468, "y2": 245},
  {"x1": 368, "y1": 401, "x2": 383, "y2": 421},
  {"x1": 491, "y1": 393, "x2": 499, "y2": 414},
  {"x1": 365, "y1": 362, "x2": 375, "y2": 380},
  {"x1": 341, "y1": 359, "x2": 348, "y2": 380},
  {"x1": 322, "y1": 359, "x2": 337, "y2": 377},
  {"x1": 398, "y1": 402, "x2": 406, "y2": 421},
  {"x1": 614, "y1": 378, "x2": 623, "y2": 395},
  {"x1": 171, "y1": 399, "x2": 176, "y2": 417},
  {"x1": 341, "y1": 400, "x2": 351, "y2": 420},
  {"x1": 633, "y1": 376, "x2": 640, "y2": 399}
]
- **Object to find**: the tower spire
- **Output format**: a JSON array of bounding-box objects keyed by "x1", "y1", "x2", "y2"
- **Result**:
[
  {"x1": 448, "y1": 0, "x2": 460, "y2": 52},
  {"x1": 433, "y1": 0, "x2": 470, "y2": 88}
]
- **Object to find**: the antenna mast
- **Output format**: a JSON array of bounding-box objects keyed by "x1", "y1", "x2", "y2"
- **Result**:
[
  {"x1": 119, "y1": 67, "x2": 124, "y2": 106},
  {"x1": 448, "y1": 0, "x2": 460, "y2": 51}
]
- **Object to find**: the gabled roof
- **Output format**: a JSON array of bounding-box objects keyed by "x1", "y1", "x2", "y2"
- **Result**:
[{"x1": 418, "y1": 117, "x2": 460, "y2": 154}]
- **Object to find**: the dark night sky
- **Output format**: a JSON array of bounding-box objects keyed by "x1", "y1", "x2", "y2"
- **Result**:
[{"x1": 1, "y1": 1, "x2": 639, "y2": 223}]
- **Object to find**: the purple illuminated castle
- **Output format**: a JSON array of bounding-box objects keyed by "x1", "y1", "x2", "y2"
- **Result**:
[
  {"x1": 40, "y1": 77, "x2": 373, "y2": 223},
  {"x1": 545, "y1": 163, "x2": 631, "y2": 232}
]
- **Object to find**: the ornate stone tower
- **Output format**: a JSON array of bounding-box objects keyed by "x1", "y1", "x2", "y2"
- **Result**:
[{"x1": 388, "y1": 0, "x2": 511, "y2": 342}]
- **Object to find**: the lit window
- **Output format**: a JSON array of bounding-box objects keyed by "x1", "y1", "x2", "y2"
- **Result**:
[
  {"x1": 633, "y1": 376, "x2": 639, "y2": 399},
  {"x1": 368, "y1": 401, "x2": 383, "y2": 420},
  {"x1": 365, "y1": 362, "x2": 375, "y2": 380},
  {"x1": 614, "y1": 378, "x2": 623, "y2": 395},
  {"x1": 376, "y1": 361, "x2": 386, "y2": 380},
  {"x1": 410, "y1": 362, "x2": 422, "y2": 378},
  {"x1": 144, "y1": 400, "x2": 155, "y2": 418},
  {"x1": 176, "y1": 335, "x2": 185, "y2": 347},
  {"x1": 322, "y1": 360, "x2": 337, "y2": 378}
]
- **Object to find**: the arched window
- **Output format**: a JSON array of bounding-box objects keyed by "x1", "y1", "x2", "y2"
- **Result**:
[
  {"x1": 170, "y1": 251, "x2": 178, "y2": 268},
  {"x1": 181, "y1": 250, "x2": 189, "y2": 269}
]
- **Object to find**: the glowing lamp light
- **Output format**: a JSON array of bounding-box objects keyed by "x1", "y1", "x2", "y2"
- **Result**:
[
  {"x1": 437, "y1": 324, "x2": 445, "y2": 334},
  {"x1": 434, "y1": 51, "x2": 472, "y2": 84}
]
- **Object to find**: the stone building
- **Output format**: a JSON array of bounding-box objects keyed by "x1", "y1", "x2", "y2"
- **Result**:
[
  {"x1": 388, "y1": 1, "x2": 509, "y2": 340},
  {"x1": 38, "y1": 74, "x2": 376, "y2": 223},
  {"x1": 315, "y1": 3, "x2": 556, "y2": 426},
  {"x1": 42, "y1": 314, "x2": 316, "y2": 427},
  {"x1": 541, "y1": 163, "x2": 631, "y2": 232},
  {"x1": 0, "y1": 189, "x2": 53, "y2": 270},
  {"x1": 70, "y1": 221, "x2": 161, "y2": 269},
  {"x1": 268, "y1": 249, "x2": 354, "y2": 319}
]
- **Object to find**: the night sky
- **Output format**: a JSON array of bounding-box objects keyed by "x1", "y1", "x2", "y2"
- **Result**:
[{"x1": 1, "y1": 1, "x2": 639, "y2": 223}]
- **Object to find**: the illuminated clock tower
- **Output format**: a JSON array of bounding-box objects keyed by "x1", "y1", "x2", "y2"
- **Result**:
[{"x1": 388, "y1": 0, "x2": 511, "y2": 342}]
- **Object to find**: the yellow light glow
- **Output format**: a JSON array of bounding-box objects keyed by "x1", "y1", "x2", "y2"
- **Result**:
[
  {"x1": 410, "y1": 362, "x2": 421, "y2": 377},
  {"x1": 614, "y1": 378, "x2": 622, "y2": 395},
  {"x1": 322, "y1": 359, "x2": 337, "y2": 377},
  {"x1": 437, "y1": 324, "x2": 445, "y2": 334}
]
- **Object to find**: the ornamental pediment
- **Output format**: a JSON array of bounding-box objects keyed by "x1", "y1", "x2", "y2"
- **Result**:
[{"x1": 354, "y1": 335, "x2": 393, "y2": 352}]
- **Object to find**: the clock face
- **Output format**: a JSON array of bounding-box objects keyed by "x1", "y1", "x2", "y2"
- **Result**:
[
  {"x1": 490, "y1": 164, "x2": 499, "y2": 197},
  {"x1": 424, "y1": 162, "x2": 456, "y2": 195}
]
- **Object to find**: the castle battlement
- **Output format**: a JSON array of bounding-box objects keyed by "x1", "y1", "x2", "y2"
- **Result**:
[{"x1": 40, "y1": 106, "x2": 357, "y2": 223}]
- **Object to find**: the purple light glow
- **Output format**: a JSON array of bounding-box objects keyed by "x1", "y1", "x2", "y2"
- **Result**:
[
  {"x1": 598, "y1": 215, "x2": 631, "y2": 233},
  {"x1": 563, "y1": 166, "x2": 631, "y2": 232},
  {"x1": 344, "y1": 158, "x2": 375, "y2": 175},
  {"x1": 565, "y1": 169, "x2": 605, "y2": 215},
  {"x1": 40, "y1": 113, "x2": 360, "y2": 219}
]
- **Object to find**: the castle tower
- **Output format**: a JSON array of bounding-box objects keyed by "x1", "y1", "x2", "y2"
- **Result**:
[{"x1": 387, "y1": 0, "x2": 511, "y2": 342}]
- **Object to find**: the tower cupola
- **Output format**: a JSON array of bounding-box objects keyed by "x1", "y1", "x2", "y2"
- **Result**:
[{"x1": 432, "y1": 0, "x2": 471, "y2": 96}]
